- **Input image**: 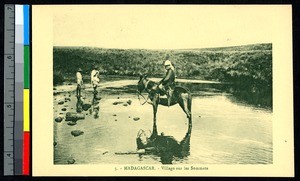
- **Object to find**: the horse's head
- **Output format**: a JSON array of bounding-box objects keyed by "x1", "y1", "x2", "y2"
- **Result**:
[{"x1": 137, "y1": 74, "x2": 148, "y2": 93}]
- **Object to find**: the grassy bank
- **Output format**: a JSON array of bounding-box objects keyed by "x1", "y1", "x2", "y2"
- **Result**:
[{"x1": 54, "y1": 43, "x2": 272, "y2": 107}]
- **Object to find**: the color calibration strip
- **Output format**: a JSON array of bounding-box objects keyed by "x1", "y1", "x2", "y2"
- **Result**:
[
  {"x1": 15, "y1": 5, "x2": 24, "y2": 175},
  {"x1": 23, "y1": 5, "x2": 30, "y2": 176},
  {"x1": 3, "y1": 4, "x2": 30, "y2": 176}
]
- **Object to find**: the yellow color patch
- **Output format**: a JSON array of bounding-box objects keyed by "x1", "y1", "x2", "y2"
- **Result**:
[{"x1": 24, "y1": 89, "x2": 30, "y2": 131}]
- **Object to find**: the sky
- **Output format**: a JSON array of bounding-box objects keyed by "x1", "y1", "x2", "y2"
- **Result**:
[{"x1": 53, "y1": 5, "x2": 290, "y2": 49}]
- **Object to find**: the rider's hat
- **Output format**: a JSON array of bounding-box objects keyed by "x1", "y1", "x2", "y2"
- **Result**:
[{"x1": 164, "y1": 60, "x2": 172, "y2": 66}]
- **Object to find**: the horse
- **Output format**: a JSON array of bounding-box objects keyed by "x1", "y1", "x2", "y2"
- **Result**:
[
  {"x1": 137, "y1": 75, "x2": 192, "y2": 138},
  {"x1": 136, "y1": 117, "x2": 192, "y2": 164}
]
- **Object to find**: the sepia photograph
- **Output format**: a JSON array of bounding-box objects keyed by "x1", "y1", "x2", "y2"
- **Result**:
[{"x1": 32, "y1": 5, "x2": 293, "y2": 176}]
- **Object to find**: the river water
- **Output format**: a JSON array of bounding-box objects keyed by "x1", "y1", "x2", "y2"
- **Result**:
[{"x1": 53, "y1": 79, "x2": 272, "y2": 165}]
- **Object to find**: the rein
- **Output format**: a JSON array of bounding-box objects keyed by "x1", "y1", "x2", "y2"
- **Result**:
[
  {"x1": 137, "y1": 91, "x2": 149, "y2": 105},
  {"x1": 137, "y1": 78, "x2": 160, "y2": 105}
]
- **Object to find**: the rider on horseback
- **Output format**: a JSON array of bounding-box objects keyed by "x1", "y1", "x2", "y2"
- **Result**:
[{"x1": 158, "y1": 60, "x2": 176, "y2": 107}]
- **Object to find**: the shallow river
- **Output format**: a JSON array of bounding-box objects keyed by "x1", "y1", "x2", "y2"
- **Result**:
[{"x1": 53, "y1": 79, "x2": 272, "y2": 165}]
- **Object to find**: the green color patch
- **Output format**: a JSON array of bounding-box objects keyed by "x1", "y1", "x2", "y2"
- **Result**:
[{"x1": 24, "y1": 46, "x2": 30, "y2": 89}]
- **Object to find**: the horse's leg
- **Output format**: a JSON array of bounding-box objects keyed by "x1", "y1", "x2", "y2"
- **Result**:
[
  {"x1": 178, "y1": 93, "x2": 191, "y2": 119},
  {"x1": 150, "y1": 94, "x2": 159, "y2": 139},
  {"x1": 187, "y1": 93, "x2": 192, "y2": 127}
]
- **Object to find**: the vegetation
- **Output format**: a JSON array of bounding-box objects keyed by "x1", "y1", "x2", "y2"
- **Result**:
[{"x1": 54, "y1": 43, "x2": 272, "y2": 107}]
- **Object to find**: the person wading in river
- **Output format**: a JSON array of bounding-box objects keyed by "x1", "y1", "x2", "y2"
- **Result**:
[
  {"x1": 91, "y1": 65, "x2": 100, "y2": 98},
  {"x1": 76, "y1": 68, "x2": 83, "y2": 99},
  {"x1": 158, "y1": 60, "x2": 176, "y2": 107}
]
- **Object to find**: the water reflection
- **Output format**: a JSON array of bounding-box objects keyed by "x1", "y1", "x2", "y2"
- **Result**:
[
  {"x1": 102, "y1": 81, "x2": 272, "y2": 110},
  {"x1": 136, "y1": 115, "x2": 192, "y2": 164},
  {"x1": 176, "y1": 82, "x2": 272, "y2": 109},
  {"x1": 54, "y1": 79, "x2": 272, "y2": 165}
]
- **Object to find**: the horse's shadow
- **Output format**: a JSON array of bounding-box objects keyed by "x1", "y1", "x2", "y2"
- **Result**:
[{"x1": 136, "y1": 119, "x2": 192, "y2": 164}]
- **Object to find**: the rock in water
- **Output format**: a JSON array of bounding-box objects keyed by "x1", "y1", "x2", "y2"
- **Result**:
[
  {"x1": 93, "y1": 111, "x2": 99, "y2": 119},
  {"x1": 113, "y1": 101, "x2": 123, "y2": 105},
  {"x1": 76, "y1": 107, "x2": 82, "y2": 113},
  {"x1": 67, "y1": 122, "x2": 77, "y2": 126},
  {"x1": 93, "y1": 105, "x2": 100, "y2": 111},
  {"x1": 71, "y1": 130, "x2": 84, "y2": 137},
  {"x1": 61, "y1": 108, "x2": 67, "y2": 111},
  {"x1": 53, "y1": 141, "x2": 57, "y2": 147},
  {"x1": 127, "y1": 100, "x2": 132, "y2": 105},
  {"x1": 65, "y1": 97, "x2": 71, "y2": 101},
  {"x1": 54, "y1": 117, "x2": 63, "y2": 123},
  {"x1": 58, "y1": 100, "x2": 64, "y2": 105},
  {"x1": 65, "y1": 112, "x2": 85, "y2": 121},
  {"x1": 94, "y1": 96, "x2": 101, "y2": 100},
  {"x1": 133, "y1": 117, "x2": 140, "y2": 121},
  {"x1": 82, "y1": 103, "x2": 91, "y2": 111},
  {"x1": 67, "y1": 158, "x2": 75, "y2": 164}
]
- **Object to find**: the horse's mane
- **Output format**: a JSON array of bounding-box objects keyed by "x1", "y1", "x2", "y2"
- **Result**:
[{"x1": 145, "y1": 78, "x2": 157, "y2": 90}]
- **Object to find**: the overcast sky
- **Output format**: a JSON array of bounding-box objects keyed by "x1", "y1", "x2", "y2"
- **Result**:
[{"x1": 53, "y1": 5, "x2": 290, "y2": 49}]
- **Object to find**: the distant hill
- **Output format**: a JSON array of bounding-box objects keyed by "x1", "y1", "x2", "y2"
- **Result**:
[{"x1": 195, "y1": 43, "x2": 272, "y2": 52}]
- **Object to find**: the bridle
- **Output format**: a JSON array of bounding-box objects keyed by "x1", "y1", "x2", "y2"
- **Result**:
[
  {"x1": 137, "y1": 77, "x2": 154, "y2": 105},
  {"x1": 137, "y1": 90, "x2": 149, "y2": 105}
]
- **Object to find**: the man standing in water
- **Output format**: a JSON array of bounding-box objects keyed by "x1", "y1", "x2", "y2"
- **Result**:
[
  {"x1": 76, "y1": 68, "x2": 83, "y2": 99},
  {"x1": 91, "y1": 65, "x2": 100, "y2": 98},
  {"x1": 158, "y1": 59, "x2": 176, "y2": 107}
]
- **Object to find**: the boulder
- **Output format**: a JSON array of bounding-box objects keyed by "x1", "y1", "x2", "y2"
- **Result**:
[
  {"x1": 133, "y1": 117, "x2": 140, "y2": 121},
  {"x1": 127, "y1": 100, "x2": 132, "y2": 105},
  {"x1": 71, "y1": 130, "x2": 84, "y2": 137},
  {"x1": 54, "y1": 117, "x2": 63, "y2": 123},
  {"x1": 67, "y1": 122, "x2": 77, "y2": 126},
  {"x1": 65, "y1": 97, "x2": 71, "y2": 101},
  {"x1": 82, "y1": 103, "x2": 92, "y2": 111},
  {"x1": 76, "y1": 107, "x2": 82, "y2": 113},
  {"x1": 123, "y1": 103, "x2": 128, "y2": 106},
  {"x1": 65, "y1": 112, "x2": 85, "y2": 121},
  {"x1": 93, "y1": 111, "x2": 99, "y2": 119},
  {"x1": 93, "y1": 105, "x2": 100, "y2": 111},
  {"x1": 94, "y1": 96, "x2": 101, "y2": 100},
  {"x1": 113, "y1": 101, "x2": 123, "y2": 105}
]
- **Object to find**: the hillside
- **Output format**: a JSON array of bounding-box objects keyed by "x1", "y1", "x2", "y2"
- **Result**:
[{"x1": 54, "y1": 43, "x2": 272, "y2": 88}]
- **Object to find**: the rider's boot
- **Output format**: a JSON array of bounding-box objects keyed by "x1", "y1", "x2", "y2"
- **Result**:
[{"x1": 167, "y1": 90, "x2": 173, "y2": 107}]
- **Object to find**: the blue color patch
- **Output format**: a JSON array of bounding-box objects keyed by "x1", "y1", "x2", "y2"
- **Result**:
[{"x1": 23, "y1": 5, "x2": 30, "y2": 45}]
